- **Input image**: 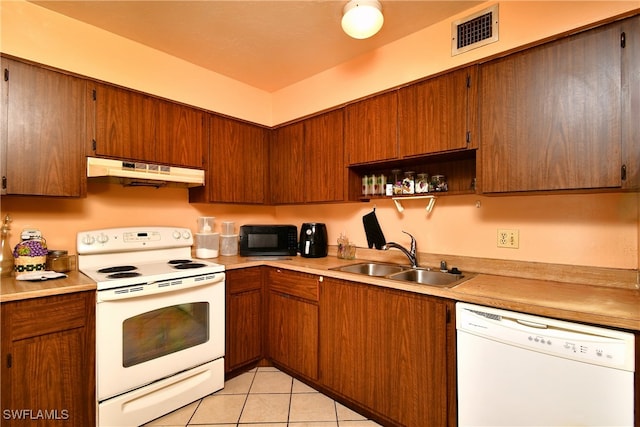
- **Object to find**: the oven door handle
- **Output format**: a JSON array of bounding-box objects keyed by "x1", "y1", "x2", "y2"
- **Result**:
[{"x1": 97, "y1": 273, "x2": 225, "y2": 302}]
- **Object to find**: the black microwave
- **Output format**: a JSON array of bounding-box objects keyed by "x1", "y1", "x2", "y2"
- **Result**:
[{"x1": 239, "y1": 225, "x2": 298, "y2": 256}]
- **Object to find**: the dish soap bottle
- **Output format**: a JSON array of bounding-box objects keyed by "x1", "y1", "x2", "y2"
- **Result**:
[{"x1": 1, "y1": 215, "x2": 13, "y2": 277}]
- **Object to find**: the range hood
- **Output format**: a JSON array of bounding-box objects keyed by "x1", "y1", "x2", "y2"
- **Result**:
[{"x1": 87, "y1": 157, "x2": 204, "y2": 187}]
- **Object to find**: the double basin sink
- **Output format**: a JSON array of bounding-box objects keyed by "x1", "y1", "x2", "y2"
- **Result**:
[{"x1": 330, "y1": 262, "x2": 469, "y2": 288}]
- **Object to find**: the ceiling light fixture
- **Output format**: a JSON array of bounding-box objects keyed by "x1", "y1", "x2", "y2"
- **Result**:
[{"x1": 341, "y1": 0, "x2": 384, "y2": 40}]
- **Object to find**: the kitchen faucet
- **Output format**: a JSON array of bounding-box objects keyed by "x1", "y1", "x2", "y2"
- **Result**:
[{"x1": 383, "y1": 231, "x2": 418, "y2": 268}]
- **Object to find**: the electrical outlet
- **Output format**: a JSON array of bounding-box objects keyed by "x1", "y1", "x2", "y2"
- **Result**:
[{"x1": 497, "y1": 229, "x2": 519, "y2": 249}]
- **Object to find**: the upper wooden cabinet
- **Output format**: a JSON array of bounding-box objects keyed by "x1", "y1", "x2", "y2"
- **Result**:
[
  {"x1": 344, "y1": 91, "x2": 398, "y2": 165},
  {"x1": 1, "y1": 57, "x2": 87, "y2": 197},
  {"x1": 155, "y1": 99, "x2": 207, "y2": 168},
  {"x1": 305, "y1": 110, "x2": 345, "y2": 203},
  {"x1": 399, "y1": 66, "x2": 477, "y2": 156},
  {"x1": 193, "y1": 115, "x2": 268, "y2": 204},
  {"x1": 92, "y1": 82, "x2": 206, "y2": 168},
  {"x1": 270, "y1": 110, "x2": 345, "y2": 204},
  {"x1": 479, "y1": 18, "x2": 632, "y2": 193},
  {"x1": 270, "y1": 122, "x2": 305, "y2": 204}
]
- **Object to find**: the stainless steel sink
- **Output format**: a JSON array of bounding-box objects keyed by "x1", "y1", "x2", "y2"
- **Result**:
[
  {"x1": 387, "y1": 269, "x2": 464, "y2": 287},
  {"x1": 331, "y1": 261, "x2": 467, "y2": 287},
  {"x1": 331, "y1": 262, "x2": 410, "y2": 277}
]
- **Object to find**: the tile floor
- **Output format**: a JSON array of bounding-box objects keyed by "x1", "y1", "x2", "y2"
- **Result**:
[{"x1": 143, "y1": 367, "x2": 382, "y2": 427}]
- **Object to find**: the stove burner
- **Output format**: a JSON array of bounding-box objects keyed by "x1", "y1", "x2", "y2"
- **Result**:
[
  {"x1": 98, "y1": 265, "x2": 138, "y2": 274},
  {"x1": 173, "y1": 262, "x2": 207, "y2": 269},
  {"x1": 168, "y1": 259, "x2": 194, "y2": 265},
  {"x1": 107, "y1": 272, "x2": 142, "y2": 279}
]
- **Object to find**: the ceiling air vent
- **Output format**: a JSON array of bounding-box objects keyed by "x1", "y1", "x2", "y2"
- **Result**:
[{"x1": 451, "y1": 4, "x2": 499, "y2": 56}]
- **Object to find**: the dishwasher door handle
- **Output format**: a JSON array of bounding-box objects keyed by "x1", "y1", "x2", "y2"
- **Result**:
[{"x1": 516, "y1": 318, "x2": 548, "y2": 329}]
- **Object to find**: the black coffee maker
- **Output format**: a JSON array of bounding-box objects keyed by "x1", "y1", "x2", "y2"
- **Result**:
[{"x1": 299, "y1": 222, "x2": 328, "y2": 258}]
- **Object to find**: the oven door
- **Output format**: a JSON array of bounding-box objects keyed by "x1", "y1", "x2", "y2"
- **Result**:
[{"x1": 96, "y1": 273, "x2": 225, "y2": 401}]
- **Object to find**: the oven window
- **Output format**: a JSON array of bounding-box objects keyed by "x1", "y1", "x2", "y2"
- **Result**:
[{"x1": 122, "y1": 302, "x2": 209, "y2": 367}]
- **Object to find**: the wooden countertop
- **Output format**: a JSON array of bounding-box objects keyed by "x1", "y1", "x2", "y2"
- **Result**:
[{"x1": 2, "y1": 254, "x2": 638, "y2": 331}]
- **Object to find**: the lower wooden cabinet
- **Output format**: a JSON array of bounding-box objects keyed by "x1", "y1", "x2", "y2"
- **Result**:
[
  {"x1": 319, "y1": 277, "x2": 456, "y2": 427},
  {"x1": 0, "y1": 291, "x2": 96, "y2": 426},
  {"x1": 225, "y1": 268, "x2": 264, "y2": 374},
  {"x1": 266, "y1": 268, "x2": 319, "y2": 381}
]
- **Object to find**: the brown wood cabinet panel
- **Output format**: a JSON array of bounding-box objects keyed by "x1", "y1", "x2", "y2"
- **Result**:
[
  {"x1": 304, "y1": 110, "x2": 345, "y2": 202},
  {"x1": 155, "y1": 100, "x2": 206, "y2": 168},
  {"x1": 320, "y1": 278, "x2": 454, "y2": 427},
  {"x1": 267, "y1": 268, "x2": 318, "y2": 301},
  {"x1": 225, "y1": 268, "x2": 264, "y2": 373},
  {"x1": 267, "y1": 291, "x2": 318, "y2": 381},
  {"x1": 399, "y1": 67, "x2": 476, "y2": 156},
  {"x1": 344, "y1": 92, "x2": 398, "y2": 165},
  {"x1": 621, "y1": 15, "x2": 640, "y2": 190},
  {"x1": 1, "y1": 292, "x2": 96, "y2": 427},
  {"x1": 1, "y1": 58, "x2": 86, "y2": 197},
  {"x1": 479, "y1": 20, "x2": 624, "y2": 193},
  {"x1": 207, "y1": 115, "x2": 268, "y2": 204},
  {"x1": 266, "y1": 268, "x2": 319, "y2": 380},
  {"x1": 269, "y1": 122, "x2": 305, "y2": 204},
  {"x1": 94, "y1": 82, "x2": 156, "y2": 162}
]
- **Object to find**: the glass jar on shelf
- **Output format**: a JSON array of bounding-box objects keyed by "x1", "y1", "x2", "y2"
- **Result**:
[
  {"x1": 391, "y1": 169, "x2": 403, "y2": 195},
  {"x1": 415, "y1": 173, "x2": 429, "y2": 193},
  {"x1": 402, "y1": 171, "x2": 415, "y2": 194}
]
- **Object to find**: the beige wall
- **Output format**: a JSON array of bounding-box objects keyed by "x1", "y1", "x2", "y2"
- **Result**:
[{"x1": 1, "y1": 0, "x2": 639, "y2": 272}]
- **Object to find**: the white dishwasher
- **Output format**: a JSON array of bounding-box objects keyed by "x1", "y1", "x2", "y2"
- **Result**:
[{"x1": 456, "y1": 302, "x2": 635, "y2": 427}]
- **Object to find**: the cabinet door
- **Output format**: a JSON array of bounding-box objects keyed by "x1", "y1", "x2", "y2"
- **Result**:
[
  {"x1": 155, "y1": 100, "x2": 206, "y2": 168},
  {"x1": 94, "y1": 83, "x2": 156, "y2": 162},
  {"x1": 226, "y1": 268, "x2": 263, "y2": 373},
  {"x1": 1, "y1": 292, "x2": 96, "y2": 426},
  {"x1": 399, "y1": 67, "x2": 476, "y2": 156},
  {"x1": 1, "y1": 58, "x2": 86, "y2": 197},
  {"x1": 266, "y1": 268, "x2": 318, "y2": 380},
  {"x1": 209, "y1": 115, "x2": 268, "y2": 203},
  {"x1": 344, "y1": 92, "x2": 398, "y2": 165},
  {"x1": 320, "y1": 278, "x2": 454, "y2": 427},
  {"x1": 269, "y1": 122, "x2": 305, "y2": 204},
  {"x1": 479, "y1": 21, "x2": 623, "y2": 193},
  {"x1": 304, "y1": 110, "x2": 345, "y2": 202},
  {"x1": 267, "y1": 291, "x2": 318, "y2": 381},
  {"x1": 621, "y1": 15, "x2": 640, "y2": 190}
]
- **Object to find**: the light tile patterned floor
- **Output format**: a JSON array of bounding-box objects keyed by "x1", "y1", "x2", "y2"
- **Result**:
[{"x1": 144, "y1": 367, "x2": 382, "y2": 426}]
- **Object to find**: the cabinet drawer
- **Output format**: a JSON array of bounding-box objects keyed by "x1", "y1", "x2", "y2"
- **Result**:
[
  {"x1": 227, "y1": 267, "x2": 263, "y2": 294},
  {"x1": 5, "y1": 292, "x2": 92, "y2": 341},
  {"x1": 267, "y1": 268, "x2": 319, "y2": 302}
]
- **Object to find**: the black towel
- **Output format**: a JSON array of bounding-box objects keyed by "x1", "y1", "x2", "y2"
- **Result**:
[{"x1": 362, "y1": 210, "x2": 386, "y2": 250}]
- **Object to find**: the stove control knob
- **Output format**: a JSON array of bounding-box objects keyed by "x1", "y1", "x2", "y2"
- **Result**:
[
  {"x1": 81, "y1": 234, "x2": 95, "y2": 245},
  {"x1": 97, "y1": 233, "x2": 109, "y2": 244},
  {"x1": 172, "y1": 230, "x2": 182, "y2": 240},
  {"x1": 182, "y1": 230, "x2": 191, "y2": 239}
]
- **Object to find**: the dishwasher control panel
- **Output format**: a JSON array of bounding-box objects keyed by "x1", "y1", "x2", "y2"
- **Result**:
[{"x1": 456, "y1": 302, "x2": 635, "y2": 371}]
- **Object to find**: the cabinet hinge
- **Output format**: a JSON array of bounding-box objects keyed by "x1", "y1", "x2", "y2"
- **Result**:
[
  {"x1": 446, "y1": 307, "x2": 451, "y2": 324},
  {"x1": 2, "y1": 176, "x2": 6, "y2": 190},
  {"x1": 92, "y1": 139, "x2": 97, "y2": 151},
  {"x1": 466, "y1": 131, "x2": 471, "y2": 144},
  {"x1": 621, "y1": 164, "x2": 627, "y2": 181},
  {"x1": 621, "y1": 32, "x2": 626, "y2": 48},
  {"x1": 3, "y1": 68, "x2": 8, "y2": 82},
  {"x1": 7, "y1": 353, "x2": 12, "y2": 368},
  {"x1": 92, "y1": 89, "x2": 97, "y2": 101},
  {"x1": 466, "y1": 74, "x2": 471, "y2": 88}
]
